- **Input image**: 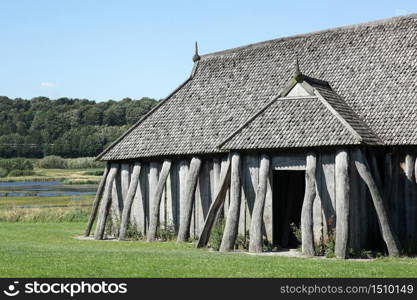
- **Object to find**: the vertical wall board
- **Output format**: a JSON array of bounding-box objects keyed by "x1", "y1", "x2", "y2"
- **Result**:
[
  {"x1": 313, "y1": 155, "x2": 323, "y2": 247},
  {"x1": 348, "y1": 152, "x2": 361, "y2": 251},
  {"x1": 160, "y1": 186, "x2": 166, "y2": 229},
  {"x1": 111, "y1": 168, "x2": 123, "y2": 227},
  {"x1": 359, "y1": 172, "x2": 369, "y2": 249},
  {"x1": 221, "y1": 157, "x2": 230, "y2": 218},
  {"x1": 195, "y1": 160, "x2": 212, "y2": 237},
  {"x1": 243, "y1": 155, "x2": 259, "y2": 237},
  {"x1": 397, "y1": 154, "x2": 406, "y2": 243},
  {"x1": 239, "y1": 178, "x2": 246, "y2": 237},
  {"x1": 263, "y1": 168, "x2": 273, "y2": 242},
  {"x1": 321, "y1": 153, "x2": 336, "y2": 233},
  {"x1": 121, "y1": 163, "x2": 131, "y2": 206},
  {"x1": 132, "y1": 163, "x2": 147, "y2": 235},
  {"x1": 148, "y1": 162, "x2": 159, "y2": 232},
  {"x1": 179, "y1": 160, "x2": 189, "y2": 237},
  {"x1": 166, "y1": 163, "x2": 178, "y2": 230}
]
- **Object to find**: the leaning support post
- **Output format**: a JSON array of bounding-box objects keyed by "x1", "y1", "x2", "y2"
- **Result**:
[
  {"x1": 94, "y1": 163, "x2": 120, "y2": 240},
  {"x1": 352, "y1": 149, "x2": 401, "y2": 257},
  {"x1": 196, "y1": 155, "x2": 231, "y2": 248},
  {"x1": 84, "y1": 163, "x2": 109, "y2": 236},
  {"x1": 148, "y1": 159, "x2": 172, "y2": 242},
  {"x1": 118, "y1": 162, "x2": 142, "y2": 241},
  {"x1": 220, "y1": 153, "x2": 241, "y2": 252},
  {"x1": 177, "y1": 157, "x2": 202, "y2": 242},
  {"x1": 335, "y1": 150, "x2": 350, "y2": 259},
  {"x1": 300, "y1": 153, "x2": 317, "y2": 257},
  {"x1": 249, "y1": 154, "x2": 270, "y2": 253}
]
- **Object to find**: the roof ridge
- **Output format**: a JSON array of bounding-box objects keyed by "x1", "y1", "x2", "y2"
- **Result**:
[
  {"x1": 201, "y1": 13, "x2": 417, "y2": 59},
  {"x1": 95, "y1": 76, "x2": 193, "y2": 160}
]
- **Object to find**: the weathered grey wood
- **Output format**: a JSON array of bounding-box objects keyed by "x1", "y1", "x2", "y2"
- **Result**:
[
  {"x1": 195, "y1": 160, "x2": 212, "y2": 236},
  {"x1": 301, "y1": 153, "x2": 317, "y2": 256},
  {"x1": 121, "y1": 163, "x2": 130, "y2": 204},
  {"x1": 177, "y1": 157, "x2": 202, "y2": 242},
  {"x1": 119, "y1": 163, "x2": 142, "y2": 241},
  {"x1": 94, "y1": 163, "x2": 119, "y2": 240},
  {"x1": 110, "y1": 169, "x2": 123, "y2": 236},
  {"x1": 165, "y1": 167, "x2": 176, "y2": 229},
  {"x1": 178, "y1": 160, "x2": 189, "y2": 233},
  {"x1": 249, "y1": 154, "x2": 270, "y2": 253},
  {"x1": 132, "y1": 165, "x2": 147, "y2": 235},
  {"x1": 335, "y1": 150, "x2": 349, "y2": 259},
  {"x1": 264, "y1": 169, "x2": 273, "y2": 242},
  {"x1": 352, "y1": 149, "x2": 401, "y2": 257},
  {"x1": 220, "y1": 153, "x2": 241, "y2": 252},
  {"x1": 196, "y1": 154, "x2": 232, "y2": 248},
  {"x1": 404, "y1": 154, "x2": 415, "y2": 242},
  {"x1": 84, "y1": 163, "x2": 109, "y2": 236},
  {"x1": 148, "y1": 160, "x2": 172, "y2": 242},
  {"x1": 244, "y1": 155, "x2": 258, "y2": 237},
  {"x1": 313, "y1": 156, "x2": 323, "y2": 247}
]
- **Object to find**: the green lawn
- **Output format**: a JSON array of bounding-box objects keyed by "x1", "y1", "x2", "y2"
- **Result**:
[{"x1": 1, "y1": 222, "x2": 417, "y2": 277}]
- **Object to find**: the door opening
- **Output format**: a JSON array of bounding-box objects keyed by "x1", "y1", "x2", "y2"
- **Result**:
[{"x1": 272, "y1": 170, "x2": 305, "y2": 249}]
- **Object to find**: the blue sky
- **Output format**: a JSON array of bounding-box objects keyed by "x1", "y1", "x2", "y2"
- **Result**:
[{"x1": 1, "y1": 1, "x2": 416, "y2": 102}]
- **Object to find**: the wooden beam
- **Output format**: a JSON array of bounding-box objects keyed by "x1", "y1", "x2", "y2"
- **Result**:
[
  {"x1": 220, "y1": 153, "x2": 241, "y2": 252},
  {"x1": 147, "y1": 159, "x2": 172, "y2": 242},
  {"x1": 118, "y1": 162, "x2": 142, "y2": 241},
  {"x1": 249, "y1": 154, "x2": 270, "y2": 253},
  {"x1": 94, "y1": 163, "x2": 120, "y2": 240},
  {"x1": 196, "y1": 154, "x2": 231, "y2": 248},
  {"x1": 301, "y1": 153, "x2": 317, "y2": 257},
  {"x1": 84, "y1": 163, "x2": 109, "y2": 237},
  {"x1": 352, "y1": 149, "x2": 401, "y2": 257},
  {"x1": 335, "y1": 150, "x2": 350, "y2": 259},
  {"x1": 177, "y1": 157, "x2": 202, "y2": 242}
]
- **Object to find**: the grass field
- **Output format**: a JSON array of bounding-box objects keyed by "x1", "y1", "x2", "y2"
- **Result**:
[
  {"x1": 1, "y1": 222, "x2": 417, "y2": 277},
  {"x1": 0, "y1": 168, "x2": 102, "y2": 184}
]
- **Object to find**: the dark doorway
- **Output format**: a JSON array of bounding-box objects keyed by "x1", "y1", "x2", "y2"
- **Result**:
[{"x1": 272, "y1": 170, "x2": 305, "y2": 249}]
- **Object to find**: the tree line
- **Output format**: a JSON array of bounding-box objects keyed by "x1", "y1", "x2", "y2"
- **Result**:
[{"x1": 0, "y1": 96, "x2": 157, "y2": 158}]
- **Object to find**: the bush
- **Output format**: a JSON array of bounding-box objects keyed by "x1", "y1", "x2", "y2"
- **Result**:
[
  {"x1": 156, "y1": 226, "x2": 177, "y2": 241},
  {"x1": 37, "y1": 155, "x2": 67, "y2": 169},
  {"x1": 0, "y1": 158, "x2": 33, "y2": 172},
  {"x1": 209, "y1": 218, "x2": 225, "y2": 250},
  {"x1": 0, "y1": 167, "x2": 7, "y2": 178},
  {"x1": 0, "y1": 207, "x2": 89, "y2": 223},
  {"x1": 235, "y1": 233, "x2": 249, "y2": 250},
  {"x1": 7, "y1": 169, "x2": 35, "y2": 177},
  {"x1": 37, "y1": 156, "x2": 105, "y2": 169},
  {"x1": 324, "y1": 229, "x2": 336, "y2": 258},
  {"x1": 82, "y1": 170, "x2": 104, "y2": 176},
  {"x1": 65, "y1": 157, "x2": 104, "y2": 169}
]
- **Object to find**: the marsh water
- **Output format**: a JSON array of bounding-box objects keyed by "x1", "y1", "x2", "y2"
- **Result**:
[{"x1": 0, "y1": 181, "x2": 98, "y2": 208}]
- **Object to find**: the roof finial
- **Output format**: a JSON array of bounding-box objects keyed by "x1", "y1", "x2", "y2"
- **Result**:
[
  {"x1": 295, "y1": 56, "x2": 300, "y2": 75},
  {"x1": 293, "y1": 55, "x2": 302, "y2": 81},
  {"x1": 192, "y1": 41, "x2": 201, "y2": 62}
]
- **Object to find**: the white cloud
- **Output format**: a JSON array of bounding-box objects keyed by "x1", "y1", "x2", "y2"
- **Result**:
[
  {"x1": 395, "y1": 9, "x2": 408, "y2": 16},
  {"x1": 40, "y1": 82, "x2": 56, "y2": 88}
]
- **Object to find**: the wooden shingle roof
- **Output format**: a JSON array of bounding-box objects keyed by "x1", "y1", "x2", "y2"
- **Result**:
[{"x1": 98, "y1": 14, "x2": 417, "y2": 161}]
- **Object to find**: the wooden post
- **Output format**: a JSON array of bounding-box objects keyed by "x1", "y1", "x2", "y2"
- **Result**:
[
  {"x1": 118, "y1": 162, "x2": 141, "y2": 241},
  {"x1": 148, "y1": 159, "x2": 172, "y2": 242},
  {"x1": 301, "y1": 153, "x2": 317, "y2": 257},
  {"x1": 335, "y1": 150, "x2": 350, "y2": 259},
  {"x1": 94, "y1": 163, "x2": 119, "y2": 240},
  {"x1": 177, "y1": 157, "x2": 202, "y2": 242},
  {"x1": 415, "y1": 157, "x2": 417, "y2": 184},
  {"x1": 196, "y1": 154, "x2": 231, "y2": 248},
  {"x1": 249, "y1": 154, "x2": 270, "y2": 253},
  {"x1": 352, "y1": 149, "x2": 401, "y2": 257},
  {"x1": 84, "y1": 163, "x2": 109, "y2": 237},
  {"x1": 220, "y1": 153, "x2": 241, "y2": 252}
]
